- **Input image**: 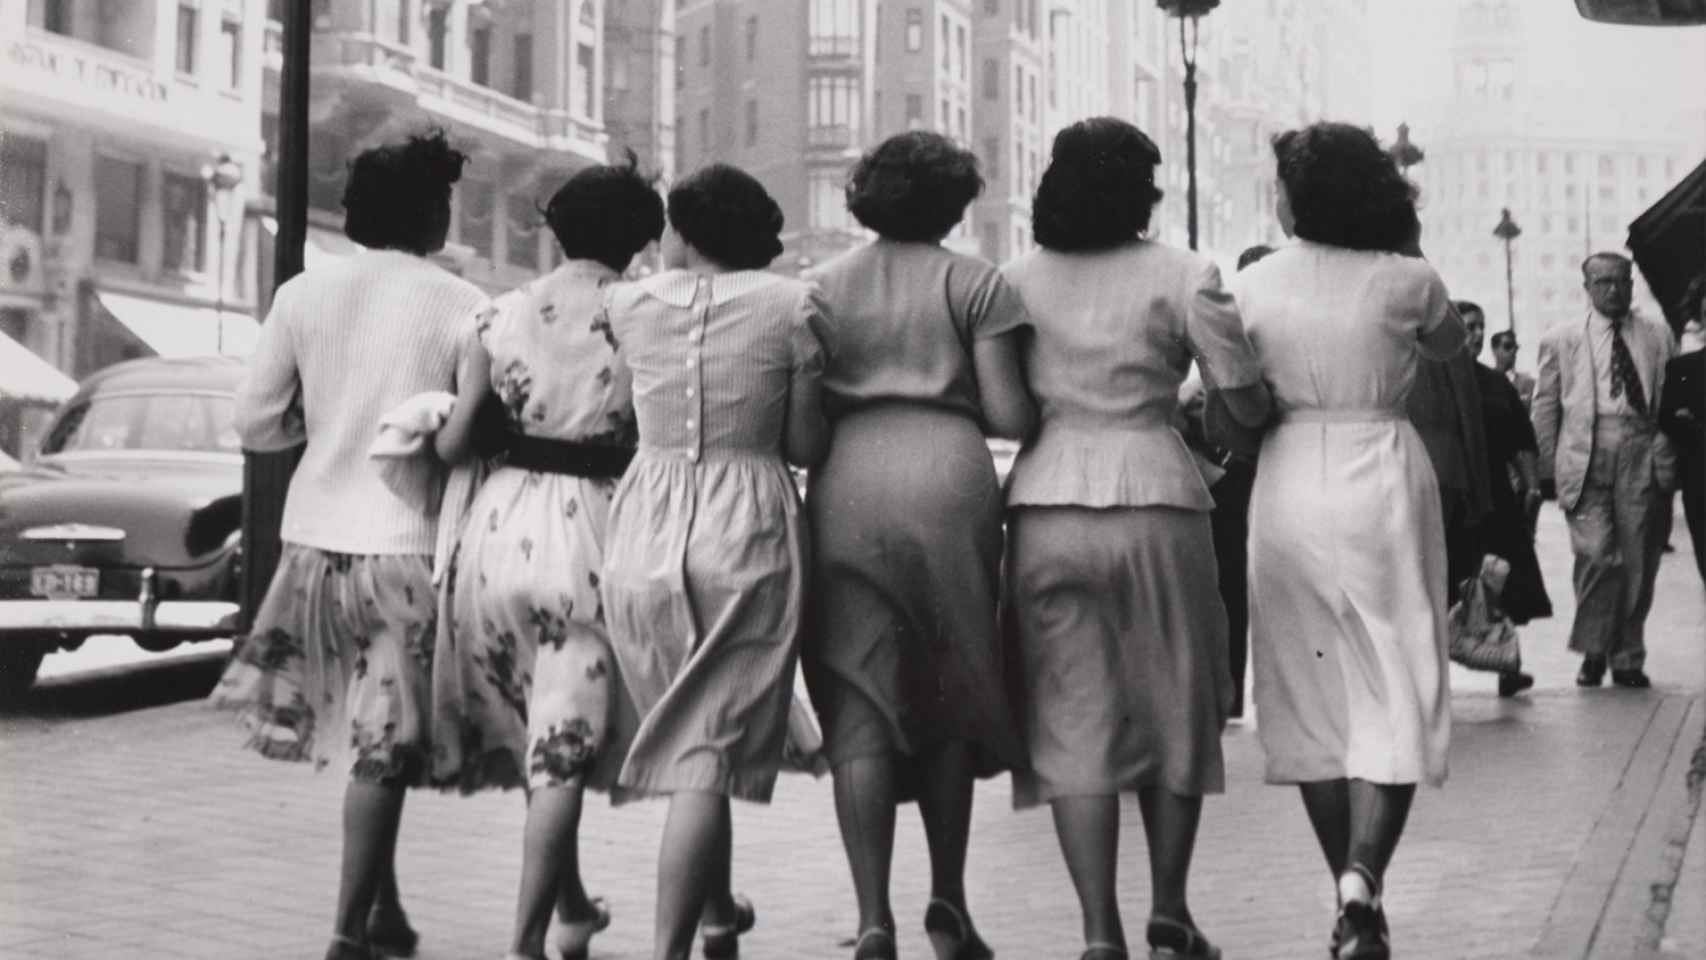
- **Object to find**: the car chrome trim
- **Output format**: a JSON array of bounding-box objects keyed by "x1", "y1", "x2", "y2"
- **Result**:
[
  {"x1": 20, "y1": 524, "x2": 127, "y2": 541},
  {"x1": 0, "y1": 600, "x2": 241, "y2": 634}
]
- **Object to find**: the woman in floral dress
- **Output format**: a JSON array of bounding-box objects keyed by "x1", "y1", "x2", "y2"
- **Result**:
[
  {"x1": 430, "y1": 160, "x2": 664, "y2": 960},
  {"x1": 213, "y1": 131, "x2": 488, "y2": 960},
  {"x1": 599, "y1": 164, "x2": 830, "y2": 960}
]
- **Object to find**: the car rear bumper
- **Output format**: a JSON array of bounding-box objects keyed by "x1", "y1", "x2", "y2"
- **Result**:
[{"x1": 0, "y1": 599, "x2": 240, "y2": 637}]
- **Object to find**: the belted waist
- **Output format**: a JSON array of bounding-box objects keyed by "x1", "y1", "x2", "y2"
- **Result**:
[
  {"x1": 504, "y1": 434, "x2": 635, "y2": 478},
  {"x1": 1280, "y1": 408, "x2": 1403, "y2": 424}
]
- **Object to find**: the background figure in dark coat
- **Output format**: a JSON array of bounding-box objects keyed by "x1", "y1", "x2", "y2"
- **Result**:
[
  {"x1": 1658, "y1": 275, "x2": 1706, "y2": 587},
  {"x1": 1405, "y1": 306, "x2": 1493, "y2": 607},
  {"x1": 1460, "y1": 302, "x2": 1549, "y2": 696}
]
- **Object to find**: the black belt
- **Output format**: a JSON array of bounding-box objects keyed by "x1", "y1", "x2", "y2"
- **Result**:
[{"x1": 503, "y1": 434, "x2": 635, "y2": 478}]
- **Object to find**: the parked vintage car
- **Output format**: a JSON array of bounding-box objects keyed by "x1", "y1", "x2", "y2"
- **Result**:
[{"x1": 0, "y1": 356, "x2": 246, "y2": 696}]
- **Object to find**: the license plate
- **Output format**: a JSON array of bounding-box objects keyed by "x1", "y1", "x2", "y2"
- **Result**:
[{"x1": 30, "y1": 566, "x2": 99, "y2": 599}]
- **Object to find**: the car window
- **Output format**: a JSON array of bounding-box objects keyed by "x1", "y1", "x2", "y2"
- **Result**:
[{"x1": 42, "y1": 393, "x2": 240, "y2": 455}]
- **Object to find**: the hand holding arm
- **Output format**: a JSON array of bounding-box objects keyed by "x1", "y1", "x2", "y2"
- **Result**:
[{"x1": 434, "y1": 339, "x2": 494, "y2": 465}]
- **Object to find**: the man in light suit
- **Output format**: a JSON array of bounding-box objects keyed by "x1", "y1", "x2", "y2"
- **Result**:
[{"x1": 1533, "y1": 252, "x2": 1678, "y2": 689}]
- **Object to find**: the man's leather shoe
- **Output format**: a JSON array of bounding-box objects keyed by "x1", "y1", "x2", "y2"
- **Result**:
[
  {"x1": 1611, "y1": 669, "x2": 1652, "y2": 689},
  {"x1": 1498, "y1": 671, "x2": 1535, "y2": 698},
  {"x1": 1577, "y1": 657, "x2": 1606, "y2": 687}
]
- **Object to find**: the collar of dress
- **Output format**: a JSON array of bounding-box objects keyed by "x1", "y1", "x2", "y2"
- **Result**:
[{"x1": 636, "y1": 269, "x2": 788, "y2": 308}]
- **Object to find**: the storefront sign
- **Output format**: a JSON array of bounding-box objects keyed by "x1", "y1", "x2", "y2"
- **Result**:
[{"x1": 6, "y1": 40, "x2": 169, "y2": 104}]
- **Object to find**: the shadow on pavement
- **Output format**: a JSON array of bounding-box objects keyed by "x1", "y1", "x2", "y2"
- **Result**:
[{"x1": 0, "y1": 652, "x2": 227, "y2": 719}]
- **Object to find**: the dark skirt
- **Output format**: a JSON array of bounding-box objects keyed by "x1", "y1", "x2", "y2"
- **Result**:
[{"x1": 1475, "y1": 470, "x2": 1553, "y2": 624}]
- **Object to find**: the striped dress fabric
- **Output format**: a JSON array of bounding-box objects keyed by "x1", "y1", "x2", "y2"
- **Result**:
[{"x1": 599, "y1": 268, "x2": 826, "y2": 803}]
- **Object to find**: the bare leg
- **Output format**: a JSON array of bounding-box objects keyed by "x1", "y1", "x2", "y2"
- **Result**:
[
  {"x1": 915, "y1": 739, "x2": 975, "y2": 912},
  {"x1": 333, "y1": 781, "x2": 406, "y2": 942},
  {"x1": 654, "y1": 791, "x2": 731, "y2": 960},
  {"x1": 1297, "y1": 779, "x2": 1352, "y2": 880},
  {"x1": 1136, "y1": 786, "x2": 1202, "y2": 927},
  {"x1": 510, "y1": 784, "x2": 596, "y2": 957},
  {"x1": 1345, "y1": 779, "x2": 1416, "y2": 889},
  {"x1": 1049, "y1": 794, "x2": 1125, "y2": 950},
  {"x1": 833, "y1": 754, "x2": 899, "y2": 934}
]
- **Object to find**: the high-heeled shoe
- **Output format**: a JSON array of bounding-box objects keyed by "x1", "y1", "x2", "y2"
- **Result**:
[
  {"x1": 923, "y1": 898, "x2": 993, "y2": 960},
  {"x1": 852, "y1": 926, "x2": 898, "y2": 960},
  {"x1": 701, "y1": 893, "x2": 756, "y2": 959},
  {"x1": 1145, "y1": 917, "x2": 1220, "y2": 960},
  {"x1": 366, "y1": 904, "x2": 419, "y2": 958},
  {"x1": 546, "y1": 897, "x2": 611, "y2": 960},
  {"x1": 1331, "y1": 864, "x2": 1389, "y2": 960}
]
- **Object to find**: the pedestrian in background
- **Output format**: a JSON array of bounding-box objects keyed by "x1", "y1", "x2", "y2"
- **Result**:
[
  {"x1": 803, "y1": 131, "x2": 1034, "y2": 960},
  {"x1": 1533, "y1": 252, "x2": 1679, "y2": 689},
  {"x1": 598, "y1": 164, "x2": 830, "y2": 960},
  {"x1": 1658, "y1": 274, "x2": 1705, "y2": 588},
  {"x1": 1491, "y1": 329, "x2": 1537, "y2": 411},
  {"x1": 1231, "y1": 121, "x2": 1465, "y2": 960},
  {"x1": 212, "y1": 130, "x2": 489, "y2": 960},
  {"x1": 1003, "y1": 117, "x2": 1270, "y2": 960},
  {"x1": 429, "y1": 158, "x2": 664, "y2": 960}
]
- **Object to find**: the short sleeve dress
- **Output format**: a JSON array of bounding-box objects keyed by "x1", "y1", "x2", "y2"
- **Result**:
[
  {"x1": 801, "y1": 239, "x2": 1030, "y2": 781},
  {"x1": 429, "y1": 260, "x2": 640, "y2": 794},
  {"x1": 1000, "y1": 240, "x2": 1263, "y2": 806},
  {"x1": 599, "y1": 269, "x2": 826, "y2": 803},
  {"x1": 1230, "y1": 241, "x2": 1458, "y2": 788}
]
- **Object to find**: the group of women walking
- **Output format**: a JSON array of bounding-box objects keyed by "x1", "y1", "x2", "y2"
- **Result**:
[{"x1": 215, "y1": 116, "x2": 1462, "y2": 960}]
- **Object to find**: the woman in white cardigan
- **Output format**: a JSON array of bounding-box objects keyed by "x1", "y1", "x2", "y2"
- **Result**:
[{"x1": 213, "y1": 130, "x2": 488, "y2": 960}]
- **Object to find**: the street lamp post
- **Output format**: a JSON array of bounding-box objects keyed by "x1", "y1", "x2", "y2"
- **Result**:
[
  {"x1": 1494, "y1": 207, "x2": 1522, "y2": 334},
  {"x1": 1158, "y1": 1, "x2": 1220, "y2": 252},
  {"x1": 1390, "y1": 122, "x2": 1424, "y2": 175},
  {"x1": 201, "y1": 154, "x2": 243, "y2": 355}
]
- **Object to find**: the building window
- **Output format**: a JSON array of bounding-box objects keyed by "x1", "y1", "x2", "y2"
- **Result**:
[
  {"x1": 983, "y1": 59, "x2": 999, "y2": 100},
  {"x1": 700, "y1": 108, "x2": 711, "y2": 155},
  {"x1": 956, "y1": 23, "x2": 967, "y2": 81},
  {"x1": 985, "y1": 0, "x2": 1000, "y2": 13},
  {"x1": 675, "y1": 36, "x2": 685, "y2": 87},
  {"x1": 429, "y1": 5, "x2": 448, "y2": 68},
  {"x1": 459, "y1": 176, "x2": 494, "y2": 259},
  {"x1": 576, "y1": 43, "x2": 596, "y2": 116},
  {"x1": 1014, "y1": 66, "x2": 1023, "y2": 117},
  {"x1": 397, "y1": 0, "x2": 410, "y2": 44},
  {"x1": 981, "y1": 223, "x2": 999, "y2": 259},
  {"x1": 809, "y1": 0, "x2": 860, "y2": 57},
  {"x1": 470, "y1": 25, "x2": 492, "y2": 86},
  {"x1": 506, "y1": 192, "x2": 537, "y2": 269},
  {"x1": 41, "y1": 0, "x2": 72, "y2": 34},
  {"x1": 940, "y1": 14, "x2": 951, "y2": 70},
  {"x1": 746, "y1": 15, "x2": 758, "y2": 61},
  {"x1": 956, "y1": 106, "x2": 966, "y2": 143},
  {"x1": 905, "y1": 93, "x2": 923, "y2": 129},
  {"x1": 1636, "y1": 156, "x2": 1648, "y2": 178},
  {"x1": 1536, "y1": 152, "x2": 1548, "y2": 174},
  {"x1": 161, "y1": 172, "x2": 208, "y2": 274},
  {"x1": 0, "y1": 137, "x2": 47, "y2": 234},
  {"x1": 94, "y1": 155, "x2": 143, "y2": 264},
  {"x1": 1564, "y1": 153, "x2": 1575, "y2": 175},
  {"x1": 809, "y1": 168, "x2": 852, "y2": 232},
  {"x1": 983, "y1": 136, "x2": 1000, "y2": 181},
  {"x1": 1598, "y1": 154, "x2": 1615, "y2": 176},
  {"x1": 176, "y1": 4, "x2": 199, "y2": 75},
  {"x1": 745, "y1": 99, "x2": 759, "y2": 147},
  {"x1": 219, "y1": 17, "x2": 242, "y2": 90},
  {"x1": 513, "y1": 34, "x2": 534, "y2": 101},
  {"x1": 905, "y1": 9, "x2": 923, "y2": 52},
  {"x1": 700, "y1": 25, "x2": 711, "y2": 66},
  {"x1": 809, "y1": 76, "x2": 860, "y2": 147}
]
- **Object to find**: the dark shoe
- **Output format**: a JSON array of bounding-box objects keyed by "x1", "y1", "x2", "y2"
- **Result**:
[
  {"x1": 852, "y1": 927, "x2": 898, "y2": 960},
  {"x1": 325, "y1": 936, "x2": 377, "y2": 960},
  {"x1": 924, "y1": 899, "x2": 994, "y2": 960},
  {"x1": 1331, "y1": 901, "x2": 1390, "y2": 960},
  {"x1": 1611, "y1": 669, "x2": 1652, "y2": 689},
  {"x1": 701, "y1": 894, "x2": 756, "y2": 959},
  {"x1": 1081, "y1": 944, "x2": 1129, "y2": 960},
  {"x1": 1146, "y1": 917, "x2": 1220, "y2": 959},
  {"x1": 1498, "y1": 671, "x2": 1535, "y2": 698},
  {"x1": 1576, "y1": 657, "x2": 1606, "y2": 687},
  {"x1": 366, "y1": 906, "x2": 418, "y2": 958}
]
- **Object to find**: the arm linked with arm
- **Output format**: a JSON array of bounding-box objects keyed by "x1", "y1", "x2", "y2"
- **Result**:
[{"x1": 233, "y1": 289, "x2": 306, "y2": 451}]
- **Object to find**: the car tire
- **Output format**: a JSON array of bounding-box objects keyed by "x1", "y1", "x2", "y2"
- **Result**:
[
  {"x1": 135, "y1": 635, "x2": 183, "y2": 654},
  {"x1": 0, "y1": 645, "x2": 47, "y2": 699}
]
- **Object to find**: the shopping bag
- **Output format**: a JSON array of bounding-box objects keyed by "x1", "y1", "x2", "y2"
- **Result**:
[{"x1": 1447, "y1": 554, "x2": 1523, "y2": 674}]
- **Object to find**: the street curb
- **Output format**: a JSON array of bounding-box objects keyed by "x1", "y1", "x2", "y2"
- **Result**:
[
  {"x1": 1530, "y1": 693, "x2": 1702, "y2": 959},
  {"x1": 1644, "y1": 700, "x2": 1706, "y2": 959}
]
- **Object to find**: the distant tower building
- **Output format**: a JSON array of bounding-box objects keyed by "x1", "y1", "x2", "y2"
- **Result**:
[{"x1": 604, "y1": 0, "x2": 677, "y2": 182}]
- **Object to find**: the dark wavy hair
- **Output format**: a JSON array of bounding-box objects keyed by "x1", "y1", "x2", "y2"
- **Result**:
[
  {"x1": 1676, "y1": 273, "x2": 1706, "y2": 335},
  {"x1": 1236, "y1": 244, "x2": 1275, "y2": 271},
  {"x1": 342, "y1": 128, "x2": 465, "y2": 254},
  {"x1": 845, "y1": 131, "x2": 983, "y2": 241},
  {"x1": 1273, "y1": 122, "x2": 1419, "y2": 254},
  {"x1": 667, "y1": 164, "x2": 784, "y2": 270},
  {"x1": 543, "y1": 151, "x2": 666, "y2": 273},
  {"x1": 1032, "y1": 117, "x2": 1165, "y2": 252}
]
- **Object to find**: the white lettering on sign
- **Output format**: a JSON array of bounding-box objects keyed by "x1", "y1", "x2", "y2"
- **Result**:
[{"x1": 7, "y1": 41, "x2": 169, "y2": 103}]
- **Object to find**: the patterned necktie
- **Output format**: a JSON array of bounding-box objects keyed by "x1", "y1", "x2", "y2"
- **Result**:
[{"x1": 1609, "y1": 319, "x2": 1648, "y2": 415}]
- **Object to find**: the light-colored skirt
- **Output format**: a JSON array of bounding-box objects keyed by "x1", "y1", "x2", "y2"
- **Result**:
[
  {"x1": 211, "y1": 545, "x2": 437, "y2": 785},
  {"x1": 1005, "y1": 506, "x2": 1231, "y2": 807}
]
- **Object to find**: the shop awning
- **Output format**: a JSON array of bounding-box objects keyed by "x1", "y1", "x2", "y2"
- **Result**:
[
  {"x1": 95, "y1": 290, "x2": 260, "y2": 358},
  {"x1": 259, "y1": 216, "x2": 364, "y2": 269},
  {"x1": 0, "y1": 331, "x2": 77, "y2": 404},
  {"x1": 1627, "y1": 157, "x2": 1705, "y2": 332}
]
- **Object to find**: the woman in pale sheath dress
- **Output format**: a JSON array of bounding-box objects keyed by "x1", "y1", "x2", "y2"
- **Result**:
[
  {"x1": 430, "y1": 159, "x2": 663, "y2": 960},
  {"x1": 1229, "y1": 122, "x2": 1466, "y2": 960},
  {"x1": 804, "y1": 131, "x2": 1034, "y2": 960},
  {"x1": 598, "y1": 164, "x2": 830, "y2": 960},
  {"x1": 1001, "y1": 118, "x2": 1270, "y2": 960}
]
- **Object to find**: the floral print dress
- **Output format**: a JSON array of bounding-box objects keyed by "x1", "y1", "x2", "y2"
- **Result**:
[{"x1": 430, "y1": 260, "x2": 639, "y2": 793}]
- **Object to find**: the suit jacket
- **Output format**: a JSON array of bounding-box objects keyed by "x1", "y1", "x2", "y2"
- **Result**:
[
  {"x1": 1659, "y1": 348, "x2": 1704, "y2": 457},
  {"x1": 1406, "y1": 344, "x2": 1494, "y2": 525},
  {"x1": 1533, "y1": 310, "x2": 1678, "y2": 511}
]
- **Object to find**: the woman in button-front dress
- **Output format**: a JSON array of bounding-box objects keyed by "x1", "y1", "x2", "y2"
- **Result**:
[
  {"x1": 803, "y1": 130, "x2": 1034, "y2": 960},
  {"x1": 599, "y1": 164, "x2": 830, "y2": 960},
  {"x1": 428, "y1": 159, "x2": 663, "y2": 960}
]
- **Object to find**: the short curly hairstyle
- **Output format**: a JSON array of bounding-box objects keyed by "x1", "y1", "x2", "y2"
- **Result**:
[
  {"x1": 1032, "y1": 117, "x2": 1165, "y2": 252},
  {"x1": 342, "y1": 128, "x2": 465, "y2": 254},
  {"x1": 666, "y1": 164, "x2": 784, "y2": 270},
  {"x1": 845, "y1": 131, "x2": 983, "y2": 241},
  {"x1": 1272, "y1": 122, "x2": 1419, "y2": 254},
  {"x1": 544, "y1": 151, "x2": 666, "y2": 273}
]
